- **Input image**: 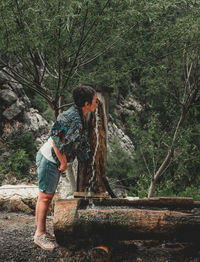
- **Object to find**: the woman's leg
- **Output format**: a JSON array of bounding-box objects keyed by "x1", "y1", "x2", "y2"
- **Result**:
[{"x1": 35, "y1": 191, "x2": 54, "y2": 236}]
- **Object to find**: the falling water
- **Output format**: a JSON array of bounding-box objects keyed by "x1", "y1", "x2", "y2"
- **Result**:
[{"x1": 88, "y1": 109, "x2": 100, "y2": 193}]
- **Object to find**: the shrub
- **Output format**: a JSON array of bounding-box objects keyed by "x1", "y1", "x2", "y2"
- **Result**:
[
  {"x1": 107, "y1": 137, "x2": 137, "y2": 194},
  {"x1": 1, "y1": 149, "x2": 31, "y2": 180},
  {"x1": 0, "y1": 129, "x2": 37, "y2": 183},
  {"x1": 8, "y1": 130, "x2": 37, "y2": 161},
  {"x1": 177, "y1": 185, "x2": 200, "y2": 201}
]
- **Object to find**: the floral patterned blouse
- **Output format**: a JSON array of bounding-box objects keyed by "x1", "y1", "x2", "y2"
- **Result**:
[{"x1": 46, "y1": 105, "x2": 90, "y2": 164}]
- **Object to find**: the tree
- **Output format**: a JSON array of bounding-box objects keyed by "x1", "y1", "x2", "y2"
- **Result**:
[
  {"x1": 124, "y1": 1, "x2": 200, "y2": 197},
  {"x1": 0, "y1": 0, "x2": 132, "y2": 117},
  {"x1": 148, "y1": 59, "x2": 200, "y2": 197}
]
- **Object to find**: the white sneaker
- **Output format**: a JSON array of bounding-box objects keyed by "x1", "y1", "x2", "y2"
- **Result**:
[{"x1": 34, "y1": 233, "x2": 55, "y2": 251}]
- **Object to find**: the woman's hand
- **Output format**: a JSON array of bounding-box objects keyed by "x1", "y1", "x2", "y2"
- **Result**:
[
  {"x1": 58, "y1": 163, "x2": 67, "y2": 172},
  {"x1": 52, "y1": 140, "x2": 67, "y2": 172}
]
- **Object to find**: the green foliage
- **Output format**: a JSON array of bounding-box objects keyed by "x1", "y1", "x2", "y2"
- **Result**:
[
  {"x1": 107, "y1": 136, "x2": 155, "y2": 197},
  {"x1": 8, "y1": 130, "x2": 37, "y2": 161},
  {"x1": 24, "y1": 87, "x2": 55, "y2": 121},
  {"x1": 0, "y1": 130, "x2": 37, "y2": 182},
  {"x1": 126, "y1": 100, "x2": 200, "y2": 196},
  {"x1": 42, "y1": 107, "x2": 55, "y2": 122},
  {"x1": 0, "y1": 0, "x2": 134, "y2": 117},
  {"x1": 177, "y1": 185, "x2": 200, "y2": 201},
  {"x1": 155, "y1": 182, "x2": 200, "y2": 202},
  {"x1": 117, "y1": 0, "x2": 200, "y2": 197},
  {"x1": 25, "y1": 89, "x2": 48, "y2": 113},
  {"x1": 0, "y1": 149, "x2": 31, "y2": 180},
  {"x1": 107, "y1": 137, "x2": 138, "y2": 194}
]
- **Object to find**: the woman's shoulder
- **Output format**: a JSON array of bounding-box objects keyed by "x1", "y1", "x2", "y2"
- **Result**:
[{"x1": 58, "y1": 106, "x2": 81, "y2": 123}]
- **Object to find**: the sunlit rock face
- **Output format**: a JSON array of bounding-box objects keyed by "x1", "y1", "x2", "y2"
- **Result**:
[
  {"x1": 109, "y1": 94, "x2": 142, "y2": 159},
  {"x1": 107, "y1": 117, "x2": 135, "y2": 158}
]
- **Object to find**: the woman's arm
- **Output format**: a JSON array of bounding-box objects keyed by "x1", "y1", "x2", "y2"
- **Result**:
[{"x1": 52, "y1": 141, "x2": 67, "y2": 172}]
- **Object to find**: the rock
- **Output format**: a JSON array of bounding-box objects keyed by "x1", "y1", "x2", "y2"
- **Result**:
[
  {"x1": 0, "y1": 83, "x2": 12, "y2": 91},
  {"x1": 0, "y1": 89, "x2": 18, "y2": 104},
  {"x1": 2, "y1": 99, "x2": 25, "y2": 120},
  {"x1": 0, "y1": 76, "x2": 48, "y2": 139},
  {"x1": 10, "y1": 81, "x2": 24, "y2": 96},
  {"x1": 0, "y1": 199, "x2": 34, "y2": 214},
  {"x1": 0, "y1": 184, "x2": 39, "y2": 214},
  {"x1": 0, "y1": 184, "x2": 38, "y2": 200},
  {"x1": 22, "y1": 95, "x2": 31, "y2": 108},
  {"x1": 35, "y1": 135, "x2": 48, "y2": 149},
  {"x1": 108, "y1": 118, "x2": 134, "y2": 157},
  {"x1": 57, "y1": 174, "x2": 73, "y2": 199},
  {"x1": 113, "y1": 94, "x2": 143, "y2": 132},
  {"x1": 124, "y1": 96, "x2": 143, "y2": 112},
  {"x1": 0, "y1": 181, "x2": 73, "y2": 214},
  {"x1": 126, "y1": 196, "x2": 140, "y2": 200},
  {"x1": 23, "y1": 108, "x2": 48, "y2": 135}
]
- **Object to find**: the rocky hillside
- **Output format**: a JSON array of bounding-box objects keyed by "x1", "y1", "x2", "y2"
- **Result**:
[
  {"x1": 0, "y1": 77, "x2": 48, "y2": 141},
  {"x1": 0, "y1": 74, "x2": 49, "y2": 185}
]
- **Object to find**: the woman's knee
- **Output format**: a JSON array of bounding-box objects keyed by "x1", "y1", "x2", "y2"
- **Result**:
[{"x1": 38, "y1": 191, "x2": 54, "y2": 203}]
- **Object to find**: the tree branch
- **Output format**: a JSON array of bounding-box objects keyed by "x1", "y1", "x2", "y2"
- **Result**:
[
  {"x1": 54, "y1": 0, "x2": 62, "y2": 108},
  {"x1": 0, "y1": 64, "x2": 50, "y2": 100},
  {"x1": 62, "y1": 2, "x2": 89, "y2": 91},
  {"x1": 57, "y1": 102, "x2": 74, "y2": 110}
]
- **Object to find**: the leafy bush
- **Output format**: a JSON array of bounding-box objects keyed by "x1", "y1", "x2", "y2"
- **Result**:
[
  {"x1": 8, "y1": 130, "x2": 37, "y2": 161},
  {"x1": 177, "y1": 185, "x2": 200, "y2": 201},
  {"x1": 155, "y1": 182, "x2": 200, "y2": 201},
  {"x1": 9, "y1": 149, "x2": 31, "y2": 179},
  {"x1": 1, "y1": 149, "x2": 31, "y2": 180},
  {"x1": 107, "y1": 137, "x2": 138, "y2": 195},
  {"x1": 42, "y1": 107, "x2": 55, "y2": 121},
  {"x1": 0, "y1": 129, "x2": 37, "y2": 182}
]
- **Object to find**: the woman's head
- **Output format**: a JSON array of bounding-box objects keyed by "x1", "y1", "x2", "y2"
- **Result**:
[
  {"x1": 72, "y1": 85, "x2": 98, "y2": 114},
  {"x1": 72, "y1": 85, "x2": 96, "y2": 107}
]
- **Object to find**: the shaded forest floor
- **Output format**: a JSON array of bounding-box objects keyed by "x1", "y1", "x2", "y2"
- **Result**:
[{"x1": 0, "y1": 211, "x2": 200, "y2": 262}]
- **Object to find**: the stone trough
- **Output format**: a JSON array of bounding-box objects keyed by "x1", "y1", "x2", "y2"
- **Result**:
[{"x1": 53, "y1": 197, "x2": 200, "y2": 247}]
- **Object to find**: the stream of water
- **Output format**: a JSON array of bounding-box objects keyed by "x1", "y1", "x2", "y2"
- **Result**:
[{"x1": 88, "y1": 109, "x2": 100, "y2": 193}]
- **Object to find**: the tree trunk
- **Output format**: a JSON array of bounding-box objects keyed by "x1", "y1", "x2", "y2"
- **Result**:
[
  {"x1": 148, "y1": 149, "x2": 174, "y2": 197},
  {"x1": 76, "y1": 99, "x2": 116, "y2": 197}
]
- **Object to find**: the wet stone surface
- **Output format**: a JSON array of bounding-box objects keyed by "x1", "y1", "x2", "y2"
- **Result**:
[{"x1": 0, "y1": 211, "x2": 200, "y2": 262}]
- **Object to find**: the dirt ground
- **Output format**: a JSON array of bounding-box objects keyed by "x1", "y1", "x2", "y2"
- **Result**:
[{"x1": 0, "y1": 211, "x2": 200, "y2": 262}]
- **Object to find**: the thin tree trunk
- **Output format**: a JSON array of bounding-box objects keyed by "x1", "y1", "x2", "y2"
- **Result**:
[
  {"x1": 148, "y1": 69, "x2": 199, "y2": 197},
  {"x1": 148, "y1": 149, "x2": 173, "y2": 197}
]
